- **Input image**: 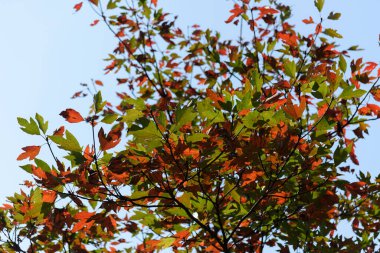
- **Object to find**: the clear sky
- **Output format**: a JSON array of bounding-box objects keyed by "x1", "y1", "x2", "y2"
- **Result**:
[{"x1": 0, "y1": 0, "x2": 379, "y2": 244}]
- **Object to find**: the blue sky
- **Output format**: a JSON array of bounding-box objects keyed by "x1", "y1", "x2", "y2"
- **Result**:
[{"x1": 0, "y1": 1, "x2": 379, "y2": 244}]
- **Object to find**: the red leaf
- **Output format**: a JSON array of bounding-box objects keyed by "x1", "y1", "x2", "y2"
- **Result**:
[
  {"x1": 151, "y1": 0, "x2": 157, "y2": 7},
  {"x1": 90, "y1": 20, "x2": 100, "y2": 26},
  {"x1": 225, "y1": 4, "x2": 244, "y2": 24},
  {"x1": 17, "y1": 146, "x2": 41, "y2": 161},
  {"x1": 73, "y1": 2, "x2": 83, "y2": 12},
  {"x1": 60, "y1": 109, "x2": 84, "y2": 123},
  {"x1": 98, "y1": 126, "x2": 122, "y2": 151},
  {"x1": 95, "y1": 80, "x2": 103, "y2": 86}
]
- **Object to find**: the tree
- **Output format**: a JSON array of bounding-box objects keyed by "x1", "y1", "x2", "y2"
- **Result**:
[{"x1": 1, "y1": 0, "x2": 380, "y2": 252}]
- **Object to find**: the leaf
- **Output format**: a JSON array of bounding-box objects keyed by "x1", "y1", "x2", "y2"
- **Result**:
[
  {"x1": 49, "y1": 130, "x2": 82, "y2": 152},
  {"x1": 60, "y1": 109, "x2": 84, "y2": 123},
  {"x1": 42, "y1": 190, "x2": 56, "y2": 203},
  {"x1": 18, "y1": 117, "x2": 40, "y2": 135},
  {"x1": 323, "y1": 28, "x2": 343, "y2": 38},
  {"x1": 107, "y1": 0, "x2": 118, "y2": 9},
  {"x1": 74, "y1": 2, "x2": 83, "y2": 12},
  {"x1": 35, "y1": 113, "x2": 48, "y2": 134},
  {"x1": 53, "y1": 126, "x2": 65, "y2": 136},
  {"x1": 94, "y1": 91, "x2": 106, "y2": 113},
  {"x1": 95, "y1": 80, "x2": 103, "y2": 86},
  {"x1": 284, "y1": 60, "x2": 296, "y2": 78},
  {"x1": 151, "y1": 0, "x2": 157, "y2": 7},
  {"x1": 17, "y1": 146, "x2": 41, "y2": 161},
  {"x1": 339, "y1": 86, "x2": 366, "y2": 100},
  {"x1": 314, "y1": 0, "x2": 324, "y2": 12},
  {"x1": 328, "y1": 12, "x2": 341, "y2": 20},
  {"x1": 302, "y1": 16, "x2": 314, "y2": 24},
  {"x1": 98, "y1": 126, "x2": 122, "y2": 151},
  {"x1": 90, "y1": 20, "x2": 100, "y2": 26},
  {"x1": 225, "y1": 4, "x2": 244, "y2": 24},
  {"x1": 89, "y1": 0, "x2": 99, "y2": 6},
  {"x1": 339, "y1": 55, "x2": 347, "y2": 72}
]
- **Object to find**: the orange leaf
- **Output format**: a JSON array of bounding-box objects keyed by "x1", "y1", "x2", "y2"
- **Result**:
[
  {"x1": 183, "y1": 148, "x2": 199, "y2": 158},
  {"x1": 17, "y1": 146, "x2": 41, "y2": 161},
  {"x1": 242, "y1": 171, "x2": 264, "y2": 186},
  {"x1": 74, "y1": 211, "x2": 95, "y2": 220},
  {"x1": 42, "y1": 190, "x2": 57, "y2": 203},
  {"x1": 273, "y1": 191, "x2": 289, "y2": 205},
  {"x1": 98, "y1": 126, "x2": 122, "y2": 151},
  {"x1": 32, "y1": 166, "x2": 47, "y2": 179},
  {"x1": 71, "y1": 219, "x2": 87, "y2": 233},
  {"x1": 73, "y1": 2, "x2": 83, "y2": 12},
  {"x1": 277, "y1": 32, "x2": 298, "y2": 47},
  {"x1": 60, "y1": 109, "x2": 84, "y2": 123},
  {"x1": 151, "y1": 0, "x2": 157, "y2": 7},
  {"x1": 317, "y1": 103, "x2": 328, "y2": 117},
  {"x1": 53, "y1": 126, "x2": 65, "y2": 136},
  {"x1": 315, "y1": 23, "x2": 322, "y2": 34},
  {"x1": 95, "y1": 80, "x2": 103, "y2": 86},
  {"x1": 0, "y1": 204, "x2": 13, "y2": 210},
  {"x1": 302, "y1": 16, "x2": 314, "y2": 24}
]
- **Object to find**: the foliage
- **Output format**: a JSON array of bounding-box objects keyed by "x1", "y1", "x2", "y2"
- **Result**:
[{"x1": 1, "y1": 0, "x2": 380, "y2": 252}]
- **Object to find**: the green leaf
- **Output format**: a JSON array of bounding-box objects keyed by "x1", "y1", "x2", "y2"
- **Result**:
[
  {"x1": 102, "y1": 113, "x2": 119, "y2": 124},
  {"x1": 35, "y1": 113, "x2": 48, "y2": 134},
  {"x1": 121, "y1": 109, "x2": 144, "y2": 123},
  {"x1": 334, "y1": 145, "x2": 348, "y2": 166},
  {"x1": 339, "y1": 86, "x2": 366, "y2": 100},
  {"x1": 107, "y1": 0, "x2": 118, "y2": 9},
  {"x1": 17, "y1": 117, "x2": 40, "y2": 135},
  {"x1": 157, "y1": 238, "x2": 176, "y2": 249},
  {"x1": 328, "y1": 12, "x2": 341, "y2": 20},
  {"x1": 314, "y1": 0, "x2": 325, "y2": 12},
  {"x1": 339, "y1": 55, "x2": 347, "y2": 72},
  {"x1": 20, "y1": 164, "x2": 33, "y2": 173},
  {"x1": 323, "y1": 28, "x2": 343, "y2": 38},
  {"x1": 49, "y1": 130, "x2": 82, "y2": 153},
  {"x1": 186, "y1": 133, "x2": 208, "y2": 143},
  {"x1": 284, "y1": 59, "x2": 296, "y2": 78},
  {"x1": 171, "y1": 107, "x2": 197, "y2": 132},
  {"x1": 94, "y1": 91, "x2": 106, "y2": 113}
]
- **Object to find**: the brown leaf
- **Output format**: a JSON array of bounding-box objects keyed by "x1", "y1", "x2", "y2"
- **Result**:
[{"x1": 98, "y1": 126, "x2": 122, "y2": 151}]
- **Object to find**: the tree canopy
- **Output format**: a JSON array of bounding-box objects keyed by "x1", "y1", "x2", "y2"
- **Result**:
[{"x1": 1, "y1": 0, "x2": 380, "y2": 252}]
